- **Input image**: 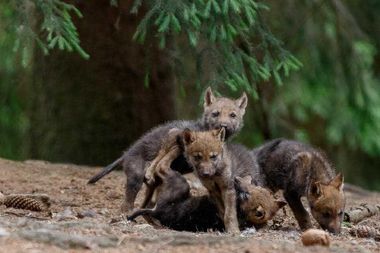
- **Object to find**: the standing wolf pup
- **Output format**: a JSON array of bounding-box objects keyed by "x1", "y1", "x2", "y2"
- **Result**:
[
  {"x1": 178, "y1": 128, "x2": 277, "y2": 233},
  {"x1": 252, "y1": 139, "x2": 345, "y2": 233},
  {"x1": 88, "y1": 87, "x2": 248, "y2": 212}
]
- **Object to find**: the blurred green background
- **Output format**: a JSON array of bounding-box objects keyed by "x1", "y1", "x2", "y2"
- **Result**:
[{"x1": 1, "y1": 0, "x2": 380, "y2": 190}]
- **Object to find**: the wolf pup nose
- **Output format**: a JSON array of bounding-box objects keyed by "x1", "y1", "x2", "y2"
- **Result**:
[
  {"x1": 253, "y1": 139, "x2": 346, "y2": 233},
  {"x1": 182, "y1": 128, "x2": 225, "y2": 179}
]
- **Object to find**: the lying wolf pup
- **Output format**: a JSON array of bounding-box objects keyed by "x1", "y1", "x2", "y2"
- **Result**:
[{"x1": 128, "y1": 166, "x2": 285, "y2": 232}]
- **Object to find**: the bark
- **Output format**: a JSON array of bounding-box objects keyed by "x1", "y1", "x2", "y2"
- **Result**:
[{"x1": 27, "y1": 1, "x2": 176, "y2": 165}]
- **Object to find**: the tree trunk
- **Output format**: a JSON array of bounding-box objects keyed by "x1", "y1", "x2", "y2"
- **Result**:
[{"x1": 27, "y1": 0, "x2": 176, "y2": 165}]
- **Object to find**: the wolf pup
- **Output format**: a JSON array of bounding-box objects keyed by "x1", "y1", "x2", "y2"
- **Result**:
[
  {"x1": 128, "y1": 168, "x2": 285, "y2": 232},
  {"x1": 88, "y1": 87, "x2": 248, "y2": 212},
  {"x1": 127, "y1": 165, "x2": 224, "y2": 232},
  {"x1": 180, "y1": 128, "x2": 278, "y2": 233},
  {"x1": 252, "y1": 139, "x2": 345, "y2": 233},
  {"x1": 234, "y1": 176, "x2": 286, "y2": 228}
]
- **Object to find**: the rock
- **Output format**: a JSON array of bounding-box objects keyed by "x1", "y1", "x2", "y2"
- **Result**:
[
  {"x1": 240, "y1": 227, "x2": 257, "y2": 237},
  {"x1": 55, "y1": 207, "x2": 77, "y2": 221},
  {"x1": 301, "y1": 229, "x2": 330, "y2": 247},
  {"x1": 134, "y1": 224, "x2": 153, "y2": 230},
  {"x1": 99, "y1": 208, "x2": 109, "y2": 215},
  {"x1": 77, "y1": 209, "x2": 97, "y2": 219}
]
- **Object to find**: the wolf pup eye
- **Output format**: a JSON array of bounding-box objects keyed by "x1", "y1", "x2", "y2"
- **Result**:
[
  {"x1": 255, "y1": 210, "x2": 264, "y2": 218},
  {"x1": 230, "y1": 112, "x2": 237, "y2": 118},
  {"x1": 193, "y1": 154, "x2": 202, "y2": 161},
  {"x1": 212, "y1": 111, "x2": 220, "y2": 117},
  {"x1": 322, "y1": 211, "x2": 331, "y2": 219}
]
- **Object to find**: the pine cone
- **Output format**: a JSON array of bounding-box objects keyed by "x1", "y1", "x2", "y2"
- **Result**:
[
  {"x1": 3, "y1": 196, "x2": 45, "y2": 212},
  {"x1": 350, "y1": 225, "x2": 379, "y2": 239}
]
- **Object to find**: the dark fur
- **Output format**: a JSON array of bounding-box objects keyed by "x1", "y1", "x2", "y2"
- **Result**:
[
  {"x1": 128, "y1": 147, "x2": 285, "y2": 232},
  {"x1": 88, "y1": 88, "x2": 248, "y2": 212},
  {"x1": 252, "y1": 139, "x2": 345, "y2": 233},
  {"x1": 128, "y1": 170, "x2": 224, "y2": 232},
  {"x1": 127, "y1": 142, "x2": 262, "y2": 232}
]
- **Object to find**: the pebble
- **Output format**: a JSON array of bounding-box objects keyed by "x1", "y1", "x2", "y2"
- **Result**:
[
  {"x1": 99, "y1": 208, "x2": 109, "y2": 215},
  {"x1": 240, "y1": 227, "x2": 257, "y2": 237},
  {"x1": 301, "y1": 229, "x2": 330, "y2": 247},
  {"x1": 55, "y1": 207, "x2": 77, "y2": 221},
  {"x1": 134, "y1": 224, "x2": 153, "y2": 230},
  {"x1": 77, "y1": 209, "x2": 97, "y2": 219}
]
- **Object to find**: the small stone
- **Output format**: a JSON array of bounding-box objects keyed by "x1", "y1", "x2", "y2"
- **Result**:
[
  {"x1": 134, "y1": 224, "x2": 153, "y2": 230},
  {"x1": 77, "y1": 209, "x2": 97, "y2": 219},
  {"x1": 240, "y1": 227, "x2": 257, "y2": 237},
  {"x1": 55, "y1": 207, "x2": 77, "y2": 221},
  {"x1": 99, "y1": 208, "x2": 109, "y2": 215},
  {"x1": 301, "y1": 229, "x2": 330, "y2": 247}
]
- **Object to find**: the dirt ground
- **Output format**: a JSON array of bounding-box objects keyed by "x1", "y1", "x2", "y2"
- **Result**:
[{"x1": 0, "y1": 158, "x2": 379, "y2": 253}]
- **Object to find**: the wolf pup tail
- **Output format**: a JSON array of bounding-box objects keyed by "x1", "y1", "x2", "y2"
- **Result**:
[
  {"x1": 87, "y1": 157, "x2": 123, "y2": 184},
  {"x1": 256, "y1": 138, "x2": 283, "y2": 164},
  {"x1": 264, "y1": 138, "x2": 283, "y2": 153}
]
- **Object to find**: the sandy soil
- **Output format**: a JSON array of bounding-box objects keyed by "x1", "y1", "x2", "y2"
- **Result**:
[{"x1": 0, "y1": 158, "x2": 379, "y2": 253}]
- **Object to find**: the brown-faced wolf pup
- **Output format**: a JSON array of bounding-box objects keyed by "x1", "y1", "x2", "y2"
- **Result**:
[
  {"x1": 87, "y1": 87, "x2": 248, "y2": 213},
  {"x1": 179, "y1": 128, "x2": 285, "y2": 233},
  {"x1": 252, "y1": 139, "x2": 345, "y2": 234},
  {"x1": 128, "y1": 167, "x2": 285, "y2": 232}
]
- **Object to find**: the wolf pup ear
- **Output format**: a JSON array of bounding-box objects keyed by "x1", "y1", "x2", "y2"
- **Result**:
[
  {"x1": 236, "y1": 92, "x2": 248, "y2": 110},
  {"x1": 204, "y1": 87, "x2": 216, "y2": 107},
  {"x1": 309, "y1": 181, "x2": 322, "y2": 198},
  {"x1": 276, "y1": 200, "x2": 287, "y2": 209},
  {"x1": 236, "y1": 175, "x2": 252, "y2": 186},
  {"x1": 330, "y1": 172, "x2": 344, "y2": 191},
  {"x1": 182, "y1": 128, "x2": 195, "y2": 145},
  {"x1": 235, "y1": 176, "x2": 251, "y2": 198}
]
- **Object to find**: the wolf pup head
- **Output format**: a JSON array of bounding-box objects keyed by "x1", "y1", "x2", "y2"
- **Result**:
[
  {"x1": 235, "y1": 176, "x2": 286, "y2": 226},
  {"x1": 182, "y1": 128, "x2": 226, "y2": 179},
  {"x1": 308, "y1": 173, "x2": 345, "y2": 234},
  {"x1": 202, "y1": 87, "x2": 248, "y2": 139}
]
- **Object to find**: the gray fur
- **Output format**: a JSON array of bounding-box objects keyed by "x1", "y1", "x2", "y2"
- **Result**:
[{"x1": 88, "y1": 88, "x2": 248, "y2": 212}]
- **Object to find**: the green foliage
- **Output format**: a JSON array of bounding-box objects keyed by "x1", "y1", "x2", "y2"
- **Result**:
[
  {"x1": 0, "y1": 3, "x2": 28, "y2": 159},
  {"x1": 11, "y1": 0, "x2": 89, "y2": 66},
  {"x1": 131, "y1": 0, "x2": 301, "y2": 98},
  {"x1": 265, "y1": 1, "x2": 380, "y2": 157},
  {"x1": 249, "y1": 0, "x2": 380, "y2": 190}
]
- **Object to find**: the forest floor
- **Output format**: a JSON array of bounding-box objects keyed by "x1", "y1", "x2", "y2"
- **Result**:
[{"x1": 0, "y1": 158, "x2": 379, "y2": 253}]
